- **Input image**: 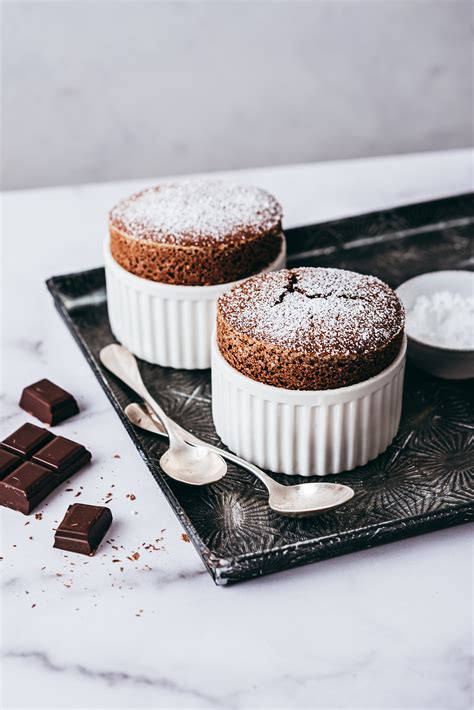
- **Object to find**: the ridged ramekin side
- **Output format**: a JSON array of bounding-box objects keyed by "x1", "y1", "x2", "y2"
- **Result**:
[
  {"x1": 106, "y1": 270, "x2": 216, "y2": 368},
  {"x1": 104, "y1": 238, "x2": 286, "y2": 369},
  {"x1": 211, "y1": 337, "x2": 406, "y2": 476}
]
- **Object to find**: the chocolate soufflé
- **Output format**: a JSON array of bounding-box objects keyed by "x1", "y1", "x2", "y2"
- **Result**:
[
  {"x1": 217, "y1": 267, "x2": 405, "y2": 390},
  {"x1": 109, "y1": 179, "x2": 284, "y2": 286}
]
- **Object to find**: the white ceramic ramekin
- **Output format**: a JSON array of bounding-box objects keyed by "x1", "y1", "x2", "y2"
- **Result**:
[
  {"x1": 396, "y1": 270, "x2": 474, "y2": 380},
  {"x1": 211, "y1": 336, "x2": 407, "y2": 476},
  {"x1": 104, "y1": 237, "x2": 286, "y2": 369}
]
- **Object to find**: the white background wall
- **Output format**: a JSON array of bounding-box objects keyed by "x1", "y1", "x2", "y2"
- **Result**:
[{"x1": 1, "y1": 0, "x2": 472, "y2": 190}]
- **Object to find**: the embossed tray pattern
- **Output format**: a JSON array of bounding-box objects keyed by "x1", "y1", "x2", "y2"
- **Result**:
[{"x1": 47, "y1": 193, "x2": 474, "y2": 585}]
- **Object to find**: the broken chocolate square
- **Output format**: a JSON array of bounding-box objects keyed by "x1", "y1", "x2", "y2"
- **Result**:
[
  {"x1": 54, "y1": 504, "x2": 112, "y2": 555},
  {"x1": 1, "y1": 462, "x2": 55, "y2": 515},
  {"x1": 1, "y1": 423, "x2": 54, "y2": 457},
  {"x1": 32, "y1": 436, "x2": 90, "y2": 473},
  {"x1": 0, "y1": 449, "x2": 22, "y2": 479},
  {"x1": 20, "y1": 379, "x2": 79, "y2": 425}
]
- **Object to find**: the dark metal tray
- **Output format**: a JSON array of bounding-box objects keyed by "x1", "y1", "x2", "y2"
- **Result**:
[{"x1": 47, "y1": 193, "x2": 474, "y2": 585}]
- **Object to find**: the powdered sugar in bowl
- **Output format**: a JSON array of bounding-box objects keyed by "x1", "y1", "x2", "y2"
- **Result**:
[{"x1": 396, "y1": 270, "x2": 474, "y2": 379}]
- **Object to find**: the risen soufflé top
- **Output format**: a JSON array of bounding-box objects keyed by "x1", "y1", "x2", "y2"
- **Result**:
[
  {"x1": 109, "y1": 179, "x2": 284, "y2": 285},
  {"x1": 109, "y1": 179, "x2": 282, "y2": 246},
  {"x1": 217, "y1": 267, "x2": 405, "y2": 390}
]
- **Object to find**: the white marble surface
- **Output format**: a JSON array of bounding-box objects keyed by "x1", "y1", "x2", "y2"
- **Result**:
[{"x1": 1, "y1": 150, "x2": 473, "y2": 710}]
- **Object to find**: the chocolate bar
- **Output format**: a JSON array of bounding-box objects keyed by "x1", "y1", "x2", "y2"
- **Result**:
[
  {"x1": 54, "y1": 503, "x2": 112, "y2": 555},
  {"x1": 20, "y1": 379, "x2": 79, "y2": 425},
  {"x1": 0, "y1": 423, "x2": 91, "y2": 514}
]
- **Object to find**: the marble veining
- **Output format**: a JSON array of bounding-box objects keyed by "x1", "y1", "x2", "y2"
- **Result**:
[
  {"x1": 3, "y1": 650, "x2": 224, "y2": 707},
  {"x1": 1, "y1": 151, "x2": 473, "y2": 709}
]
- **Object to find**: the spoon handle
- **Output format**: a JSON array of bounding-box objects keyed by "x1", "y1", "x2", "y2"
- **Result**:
[{"x1": 100, "y1": 345, "x2": 179, "y2": 443}]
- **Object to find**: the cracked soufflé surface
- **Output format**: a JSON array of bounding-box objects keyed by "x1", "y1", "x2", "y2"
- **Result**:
[
  {"x1": 217, "y1": 267, "x2": 405, "y2": 390},
  {"x1": 109, "y1": 179, "x2": 284, "y2": 286}
]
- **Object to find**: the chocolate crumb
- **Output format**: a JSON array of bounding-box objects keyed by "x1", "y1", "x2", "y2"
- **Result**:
[
  {"x1": 181, "y1": 533, "x2": 190, "y2": 543},
  {"x1": 75, "y1": 492, "x2": 81, "y2": 497},
  {"x1": 113, "y1": 454, "x2": 121, "y2": 459},
  {"x1": 35, "y1": 513, "x2": 43, "y2": 520}
]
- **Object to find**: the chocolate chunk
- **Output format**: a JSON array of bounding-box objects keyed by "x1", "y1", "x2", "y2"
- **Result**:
[
  {"x1": 0, "y1": 425, "x2": 91, "y2": 514},
  {"x1": 0, "y1": 450, "x2": 22, "y2": 479},
  {"x1": 1, "y1": 423, "x2": 54, "y2": 457},
  {"x1": 54, "y1": 504, "x2": 112, "y2": 555},
  {"x1": 19, "y1": 379, "x2": 79, "y2": 425}
]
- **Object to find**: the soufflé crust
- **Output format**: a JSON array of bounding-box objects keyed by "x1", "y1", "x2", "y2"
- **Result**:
[
  {"x1": 217, "y1": 267, "x2": 405, "y2": 390},
  {"x1": 109, "y1": 179, "x2": 284, "y2": 286}
]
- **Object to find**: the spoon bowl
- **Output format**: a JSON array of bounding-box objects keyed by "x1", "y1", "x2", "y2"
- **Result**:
[
  {"x1": 159, "y1": 445, "x2": 227, "y2": 486},
  {"x1": 268, "y1": 482, "x2": 354, "y2": 517}
]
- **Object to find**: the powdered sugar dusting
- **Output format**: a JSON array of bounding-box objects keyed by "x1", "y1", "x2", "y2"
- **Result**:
[
  {"x1": 219, "y1": 267, "x2": 404, "y2": 356},
  {"x1": 109, "y1": 179, "x2": 282, "y2": 245},
  {"x1": 406, "y1": 290, "x2": 474, "y2": 349}
]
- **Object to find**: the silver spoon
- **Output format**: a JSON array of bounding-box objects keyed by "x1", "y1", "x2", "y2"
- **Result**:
[
  {"x1": 99, "y1": 344, "x2": 226, "y2": 486},
  {"x1": 125, "y1": 402, "x2": 355, "y2": 517}
]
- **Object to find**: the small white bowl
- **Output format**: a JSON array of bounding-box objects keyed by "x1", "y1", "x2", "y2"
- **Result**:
[
  {"x1": 396, "y1": 270, "x2": 474, "y2": 380},
  {"x1": 105, "y1": 237, "x2": 286, "y2": 370},
  {"x1": 211, "y1": 336, "x2": 407, "y2": 477}
]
